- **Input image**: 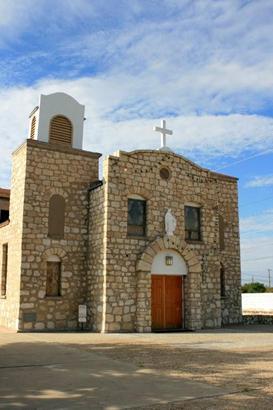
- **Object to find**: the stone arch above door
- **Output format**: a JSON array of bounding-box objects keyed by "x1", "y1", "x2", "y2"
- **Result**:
[
  {"x1": 136, "y1": 236, "x2": 201, "y2": 274},
  {"x1": 135, "y1": 236, "x2": 202, "y2": 333}
]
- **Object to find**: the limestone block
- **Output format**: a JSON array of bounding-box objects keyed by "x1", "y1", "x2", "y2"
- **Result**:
[
  {"x1": 137, "y1": 260, "x2": 151, "y2": 272},
  {"x1": 21, "y1": 303, "x2": 34, "y2": 309},
  {"x1": 35, "y1": 322, "x2": 45, "y2": 330}
]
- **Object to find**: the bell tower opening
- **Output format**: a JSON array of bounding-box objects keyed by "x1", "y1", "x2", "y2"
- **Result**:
[{"x1": 49, "y1": 115, "x2": 72, "y2": 146}]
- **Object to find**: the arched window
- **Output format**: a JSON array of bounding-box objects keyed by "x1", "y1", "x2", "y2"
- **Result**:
[
  {"x1": 30, "y1": 116, "x2": 36, "y2": 139},
  {"x1": 220, "y1": 264, "x2": 225, "y2": 297},
  {"x1": 49, "y1": 115, "x2": 72, "y2": 146},
  {"x1": 48, "y1": 194, "x2": 65, "y2": 239},
  {"x1": 46, "y1": 255, "x2": 61, "y2": 297}
]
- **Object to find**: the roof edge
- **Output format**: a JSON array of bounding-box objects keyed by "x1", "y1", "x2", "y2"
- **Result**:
[
  {"x1": 0, "y1": 188, "x2": 10, "y2": 198},
  {"x1": 110, "y1": 149, "x2": 238, "y2": 182},
  {"x1": 13, "y1": 139, "x2": 102, "y2": 159}
]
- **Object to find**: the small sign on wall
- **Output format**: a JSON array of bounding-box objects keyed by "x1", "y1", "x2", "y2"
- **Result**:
[{"x1": 78, "y1": 304, "x2": 87, "y2": 323}]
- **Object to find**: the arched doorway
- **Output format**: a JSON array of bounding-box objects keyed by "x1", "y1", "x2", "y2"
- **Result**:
[
  {"x1": 136, "y1": 236, "x2": 202, "y2": 333},
  {"x1": 151, "y1": 250, "x2": 187, "y2": 330}
]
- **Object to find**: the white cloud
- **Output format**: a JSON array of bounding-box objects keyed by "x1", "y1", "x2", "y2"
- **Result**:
[
  {"x1": 241, "y1": 235, "x2": 273, "y2": 284},
  {"x1": 0, "y1": 1, "x2": 43, "y2": 46},
  {"x1": 0, "y1": 0, "x2": 97, "y2": 47},
  {"x1": 0, "y1": 0, "x2": 273, "y2": 189},
  {"x1": 246, "y1": 175, "x2": 273, "y2": 188},
  {"x1": 241, "y1": 234, "x2": 273, "y2": 284},
  {"x1": 240, "y1": 209, "x2": 273, "y2": 283},
  {"x1": 0, "y1": 2, "x2": 32, "y2": 27},
  {"x1": 1, "y1": 1, "x2": 273, "y2": 111},
  {"x1": 37, "y1": 0, "x2": 273, "y2": 124},
  {"x1": 1, "y1": 76, "x2": 273, "y2": 188},
  {"x1": 240, "y1": 209, "x2": 273, "y2": 234}
]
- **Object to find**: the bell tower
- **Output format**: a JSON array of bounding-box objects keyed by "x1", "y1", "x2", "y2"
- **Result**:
[
  {"x1": 14, "y1": 92, "x2": 101, "y2": 331},
  {"x1": 28, "y1": 92, "x2": 85, "y2": 150}
]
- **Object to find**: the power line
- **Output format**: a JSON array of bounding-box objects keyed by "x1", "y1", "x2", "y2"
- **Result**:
[
  {"x1": 242, "y1": 274, "x2": 270, "y2": 280},
  {"x1": 242, "y1": 272, "x2": 270, "y2": 277},
  {"x1": 239, "y1": 206, "x2": 273, "y2": 219},
  {"x1": 214, "y1": 148, "x2": 273, "y2": 171},
  {"x1": 242, "y1": 268, "x2": 273, "y2": 273},
  {"x1": 242, "y1": 271, "x2": 271, "y2": 275},
  {"x1": 241, "y1": 270, "x2": 273, "y2": 283},
  {"x1": 240, "y1": 229, "x2": 273, "y2": 236},
  {"x1": 243, "y1": 255, "x2": 273, "y2": 262},
  {"x1": 241, "y1": 273, "x2": 271, "y2": 284},
  {"x1": 241, "y1": 241, "x2": 273, "y2": 250},
  {"x1": 242, "y1": 271, "x2": 272, "y2": 276},
  {"x1": 240, "y1": 192, "x2": 273, "y2": 209}
]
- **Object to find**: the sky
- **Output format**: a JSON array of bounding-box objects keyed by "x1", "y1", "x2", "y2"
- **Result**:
[{"x1": 0, "y1": 0, "x2": 273, "y2": 285}]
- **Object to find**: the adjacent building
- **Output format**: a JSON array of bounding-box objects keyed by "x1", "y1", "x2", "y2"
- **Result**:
[{"x1": 0, "y1": 188, "x2": 10, "y2": 224}]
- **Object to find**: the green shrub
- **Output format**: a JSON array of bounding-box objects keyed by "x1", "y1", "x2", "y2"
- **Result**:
[{"x1": 241, "y1": 282, "x2": 266, "y2": 293}]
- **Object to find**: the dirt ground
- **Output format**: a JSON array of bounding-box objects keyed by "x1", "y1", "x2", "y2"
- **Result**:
[
  {"x1": 98, "y1": 344, "x2": 273, "y2": 409},
  {"x1": 1, "y1": 325, "x2": 273, "y2": 409},
  {"x1": 72, "y1": 327, "x2": 273, "y2": 409}
]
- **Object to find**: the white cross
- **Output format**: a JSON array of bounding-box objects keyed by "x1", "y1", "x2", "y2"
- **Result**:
[{"x1": 153, "y1": 120, "x2": 173, "y2": 149}]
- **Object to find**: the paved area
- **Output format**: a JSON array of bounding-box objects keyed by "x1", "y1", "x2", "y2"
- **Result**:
[{"x1": 0, "y1": 325, "x2": 273, "y2": 409}]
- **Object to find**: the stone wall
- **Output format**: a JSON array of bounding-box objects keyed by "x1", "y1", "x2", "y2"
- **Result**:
[
  {"x1": 94, "y1": 149, "x2": 241, "y2": 332},
  {"x1": 0, "y1": 144, "x2": 27, "y2": 329},
  {"x1": 243, "y1": 315, "x2": 273, "y2": 325},
  {"x1": 0, "y1": 142, "x2": 241, "y2": 332},
  {"x1": 88, "y1": 184, "x2": 106, "y2": 331},
  {"x1": 17, "y1": 139, "x2": 100, "y2": 331},
  {"x1": 218, "y1": 178, "x2": 242, "y2": 325}
]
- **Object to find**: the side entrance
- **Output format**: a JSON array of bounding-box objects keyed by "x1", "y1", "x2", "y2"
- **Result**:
[{"x1": 151, "y1": 275, "x2": 184, "y2": 330}]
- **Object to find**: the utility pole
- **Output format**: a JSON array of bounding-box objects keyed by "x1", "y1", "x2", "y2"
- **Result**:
[
  {"x1": 268, "y1": 269, "x2": 272, "y2": 288},
  {"x1": 252, "y1": 275, "x2": 254, "y2": 283}
]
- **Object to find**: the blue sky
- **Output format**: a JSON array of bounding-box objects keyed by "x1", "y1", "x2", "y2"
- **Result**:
[{"x1": 1, "y1": 0, "x2": 273, "y2": 284}]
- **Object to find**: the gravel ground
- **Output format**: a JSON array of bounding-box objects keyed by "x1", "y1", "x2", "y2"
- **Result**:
[
  {"x1": 89, "y1": 344, "x2": 273, "y2": 409},
  {"x1": 65, "y1": 328, "x2": 273, "y2": 409},
  {"x1": 1, "y1": 325, "x2": 273, "y2": 409}
]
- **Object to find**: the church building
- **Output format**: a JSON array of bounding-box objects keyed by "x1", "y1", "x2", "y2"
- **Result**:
[{"x1": 0, "y1": 92, "x2": 241, "y2": 332}]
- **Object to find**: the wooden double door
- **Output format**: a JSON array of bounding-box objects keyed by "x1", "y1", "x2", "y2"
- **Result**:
[{"x1": 151, "y1": 275, "x2": 184, "y2": 330}]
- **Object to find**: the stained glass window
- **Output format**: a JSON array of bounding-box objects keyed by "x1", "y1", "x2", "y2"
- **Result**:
[
  {"x1": 128, "y1": 199, "x2": 146, "y2": 237},
  {"x1": 185, "y1": 206, "x2": 201, "y2": 241}
]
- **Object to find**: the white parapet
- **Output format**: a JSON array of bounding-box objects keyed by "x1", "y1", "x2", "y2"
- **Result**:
[
  {"x1": 28, "y1": 92, "x2": 85, "y2": 150},
  {"x1": 242, "y1": 293, "x2": 273, "y2": 314}
]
